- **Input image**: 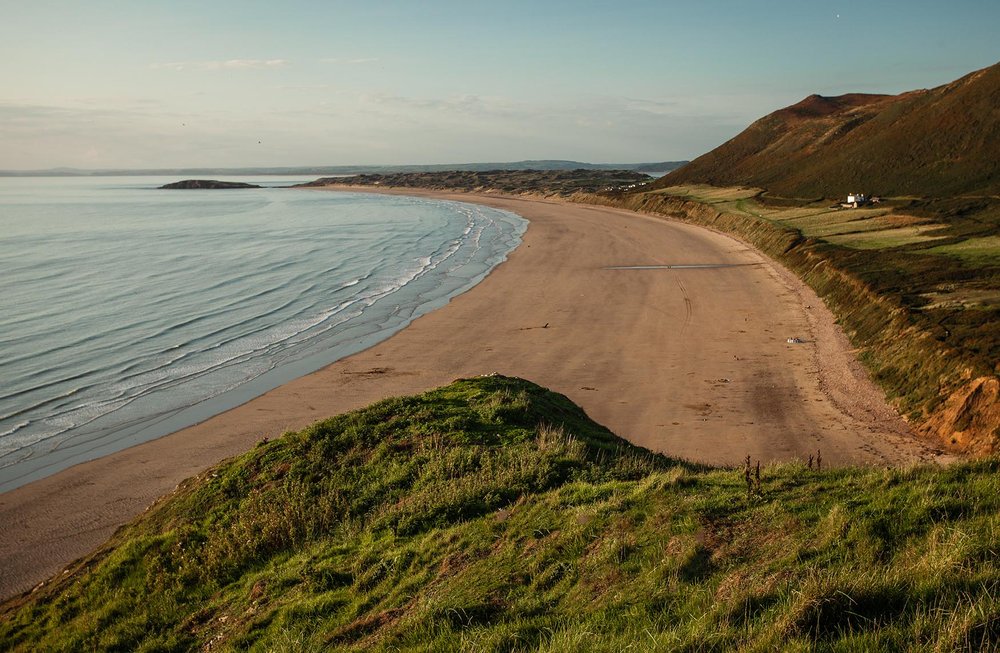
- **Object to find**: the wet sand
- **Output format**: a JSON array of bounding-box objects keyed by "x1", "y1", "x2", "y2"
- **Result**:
[{"x1": 0, "y1": 190, "x2": 945, "y2": 601}]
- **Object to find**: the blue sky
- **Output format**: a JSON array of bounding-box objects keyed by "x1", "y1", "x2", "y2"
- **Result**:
[{"x1": 1, "y1": 0, "x2": 997, "y2": 169}]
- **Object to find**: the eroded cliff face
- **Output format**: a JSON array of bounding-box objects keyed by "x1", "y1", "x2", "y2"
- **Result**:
[
  {"x1": 577, "y1": 191, "x2": 999, "y2": 456},
  {"x1": 923, "y1": 377, "x2": 1000, "y2": 454}
]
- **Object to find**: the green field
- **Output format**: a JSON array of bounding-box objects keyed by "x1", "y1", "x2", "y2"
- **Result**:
[
  {"x1": 823, "y1": 224, "x2": 949, "y2": 249},
  {"x1": 650, "y1": 184, "x2": 762, "y2": 203},
  {"x1": 656, "y1": 184, "x2": 954, "y2": 248},
  {"x1": 3, "y1": 377, "x2": 999, "y2": 652},
  {"x1": 929, "y1": 236, "x2": 1000, "y2": 263}
]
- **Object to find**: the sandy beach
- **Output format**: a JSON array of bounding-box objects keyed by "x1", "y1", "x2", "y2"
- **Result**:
[{"x1": 0, "y1": 190, "x2": 946, "y2": 601}]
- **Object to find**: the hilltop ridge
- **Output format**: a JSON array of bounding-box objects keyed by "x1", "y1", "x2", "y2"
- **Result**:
[{"x1": 657, "y1": 61, "x2": 1000, "y2": 199}]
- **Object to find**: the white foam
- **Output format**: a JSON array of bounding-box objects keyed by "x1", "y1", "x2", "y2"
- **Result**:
[{"x1": 0, "y1": 189, "x2": 527, "y2": 486}]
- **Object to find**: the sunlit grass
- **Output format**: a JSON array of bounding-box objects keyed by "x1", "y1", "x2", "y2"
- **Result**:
[
  {"x1": 928, "y1": 235, "x2": 1000, "y2": 263},
  {"x1": 653, "y1": 184, "x2": 762, "y2": 203},
  {"x1": 653, "y1": 184, "x2": 957, "y2": 247},
  {"x1": 825, "y1": 224, "x2": 950, "y2": 249},
  {"x1": 3, "y1": 376, "x2": 999, "y2": 651},
  {"x1": 921, "y1": 288, "x2": 1000, "y2": 309},
  {"x1": 776, "y1": 209, "x2": 898, "y2": 235}
]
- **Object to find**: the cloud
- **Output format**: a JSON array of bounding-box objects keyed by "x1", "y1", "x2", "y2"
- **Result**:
[
  {"x1": 621, "y1": 97, "x2": 680, "y2": 116},
  {"x1": 150, "y1": 59, "x2": 289, "y2": 71},
  {"x1": 357, "y1": 92, "x2": 521, "y2": 119},
  {"x1": 276, "y1": 84, "x2": 336, "y2": 91},
  {"x1": 0, "y1": 102, "x2": 133, "y2": 126},
  {"x1": 319, "y1": 57, "x2": 380, "y2": 65},
  {"x1": 0, "y1": 85, "x2": 761, "y2": 169}
]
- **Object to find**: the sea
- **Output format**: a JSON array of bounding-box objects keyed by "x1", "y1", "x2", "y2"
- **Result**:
[{"x1": 0, "y1": 176, "x2": 526, "y2": 492}]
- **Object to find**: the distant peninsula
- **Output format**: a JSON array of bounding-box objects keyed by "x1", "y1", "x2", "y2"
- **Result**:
[
  {"x1": 158, "y1": 180, "x2": 262, "y2": 190},
  {"x1": 296, "y1": 169, "x2": 651, "y2": 196}
]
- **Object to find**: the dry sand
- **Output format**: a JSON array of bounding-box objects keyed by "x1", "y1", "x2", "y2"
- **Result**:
[{"x1": 0, "y1": 190, "x2": 948, "y2": 601}]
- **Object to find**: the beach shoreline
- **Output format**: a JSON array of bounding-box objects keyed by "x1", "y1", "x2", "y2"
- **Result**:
[
  {"x1": 0, "y1": 189, "x2": 948, "y2": 601},
  {"x1": 0, "y1": 189, "x2": 526, "y2": 495}
]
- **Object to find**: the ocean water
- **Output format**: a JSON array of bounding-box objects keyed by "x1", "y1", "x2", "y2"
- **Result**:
[{"x1": 0, "y1": 176, "x2": 525, "y2": 491}]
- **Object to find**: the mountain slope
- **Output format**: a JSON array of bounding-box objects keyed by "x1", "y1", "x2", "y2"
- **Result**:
[{"x1": 656, "y1": 61, "x2": 1000, "y2": 198}]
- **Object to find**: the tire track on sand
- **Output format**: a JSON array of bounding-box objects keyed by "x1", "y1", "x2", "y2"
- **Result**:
[{"x1": 676, "y1": 278, "x2": 693, "y2": 334}]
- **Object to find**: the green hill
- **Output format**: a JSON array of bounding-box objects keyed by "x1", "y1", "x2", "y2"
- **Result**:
[
  {"x1": 3, "y1": 377, "x2": 999, "y2": 651},
  {"x1": 656, "y1": 62, "x2": 1000, "y2": 199}
]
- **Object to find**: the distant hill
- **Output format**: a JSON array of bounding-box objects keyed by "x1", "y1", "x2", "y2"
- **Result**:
[
  {"x1": 655, "y1": 61, "x2": 1000, "y2": 199},
  {"x1": 0, "y1": 160, "x2": 687, "y2": 178},
  {"x1": 297, "y1": 169, "x2": 653, "y2": 195}
]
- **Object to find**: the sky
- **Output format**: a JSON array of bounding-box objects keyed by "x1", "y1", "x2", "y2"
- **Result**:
[{"x1": 1, "y1": 0, "x2": 998, "y2": 169}]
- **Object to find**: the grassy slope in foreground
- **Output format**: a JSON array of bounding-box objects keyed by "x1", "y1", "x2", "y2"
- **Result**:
[{"x1": 3, "y1": 377, "x2": 999, "y2": 652}]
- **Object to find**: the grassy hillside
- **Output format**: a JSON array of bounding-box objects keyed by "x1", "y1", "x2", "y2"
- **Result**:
[
  {"x1": 657, "y1": 61, "x2": 1000, "y2": 199},
  {"x1": 3, "y1": 377, "x2": 999, "y2": 652}
]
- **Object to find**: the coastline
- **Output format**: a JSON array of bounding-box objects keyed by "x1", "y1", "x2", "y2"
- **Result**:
[
  {"x1": 0, "y1": 190, "x2": 948, "y2": 601},
  {"x1": 0, "y1": 190, "x2": 525, "y2": 494}
]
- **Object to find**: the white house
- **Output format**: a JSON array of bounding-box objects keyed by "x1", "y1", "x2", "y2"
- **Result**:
[{"x1": 843, "y1": 193, "x2": 868, "y2": 208}]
